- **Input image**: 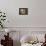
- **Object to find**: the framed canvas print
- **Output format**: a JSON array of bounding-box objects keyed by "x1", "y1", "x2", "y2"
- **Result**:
[{"x1": 19, "y1": 8, "x2": 28, "y2": 15}]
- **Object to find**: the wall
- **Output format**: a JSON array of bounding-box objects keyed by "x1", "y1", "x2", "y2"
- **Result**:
[
  {"x1": 0, "y1": 0, "x2": 46, "y2": 46},
  {"x1": 0, "y1": 0, "x2": 46, "y2": 27}
]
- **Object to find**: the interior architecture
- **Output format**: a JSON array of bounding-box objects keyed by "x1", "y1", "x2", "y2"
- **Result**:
[{"x1": 0, "y1": 0, "x2": 46, "y2": 46}]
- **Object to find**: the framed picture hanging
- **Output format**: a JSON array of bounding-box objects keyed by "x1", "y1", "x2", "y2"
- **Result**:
[{"x1": 19, "y1": 8, "x2": 28, "y2": 15}]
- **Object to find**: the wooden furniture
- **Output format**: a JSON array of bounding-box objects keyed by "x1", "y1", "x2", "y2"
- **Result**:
[
  {"x1": 41, "y1": 34, "x2": 46, "y2": 46},
  {"x1": 1, "y1": 33, "x2": 13, "y2": 46}
]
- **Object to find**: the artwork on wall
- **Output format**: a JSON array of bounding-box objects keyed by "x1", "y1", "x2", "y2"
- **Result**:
[
  {"x1": 19, "y1": 8, "x2": 28, "y2": 15},
  {"x1": 0, "y1": 10, "x2": 6, "y2": 28}
]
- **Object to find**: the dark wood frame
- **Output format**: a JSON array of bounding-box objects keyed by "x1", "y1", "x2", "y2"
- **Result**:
[{"x1": 19, "y1": 8, "x2": 28, "y2": 15}]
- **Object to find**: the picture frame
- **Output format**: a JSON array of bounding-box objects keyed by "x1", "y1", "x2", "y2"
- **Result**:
[{"x1": 19, "y1": 8, "x2": 28, "y2": 15}]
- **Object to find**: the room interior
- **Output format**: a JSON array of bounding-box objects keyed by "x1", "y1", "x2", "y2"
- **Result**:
[{"x1": 0, "y1": 0, "x2": 46, "y2": 46}]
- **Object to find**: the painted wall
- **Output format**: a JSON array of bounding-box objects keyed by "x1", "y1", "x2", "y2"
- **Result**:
[
  {"x1": 0, "y1": 0, "x2": 46, "y2": 27},
  {"x1": 0, "y1": 0, "x2": 46, "y2": 46}
]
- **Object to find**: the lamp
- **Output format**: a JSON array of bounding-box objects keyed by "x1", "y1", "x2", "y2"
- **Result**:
[
  {"x1": 5, "y1": 29, "x2": 10, "y2": 37},
  {"x1": 5, "y1": 29, "x2": 9, "y2": 33}
]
